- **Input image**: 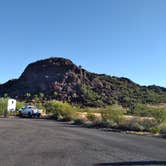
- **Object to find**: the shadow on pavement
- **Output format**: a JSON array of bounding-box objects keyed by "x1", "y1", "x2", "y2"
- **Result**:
[{"x1": 95, "y1": 161, "x2": 166, "y2": 166}]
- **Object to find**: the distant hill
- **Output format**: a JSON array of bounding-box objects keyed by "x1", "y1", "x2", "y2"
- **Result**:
[{"x1": 0, "y1": 57, "x2": 166, "y2": 107}]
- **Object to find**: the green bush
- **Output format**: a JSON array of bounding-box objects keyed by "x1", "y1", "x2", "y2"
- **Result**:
[
  {"x1": 155, "y1": 110, "x2": 166, "y2": 123},
  {"x1": 44, "y1": 100, "x2": 76, "y2": 121},
  {"x1": 85, "y1": 112, "x2": 102, "y2": 127},
  {"x1": 0, "y1": 98, "x2": 8, "y2": 115},
  {"x1": 128, "y1": 119, "x2": 145, "y2": 131},
  {"x1": 120, "y1": 118, "x2": 144, "y2": 131},
  {"x1": 16, "y1": 101, "x2": 25, "y2": 111},
  {"x1": 141, "y1": 119, "x2": 158, "y2": 131},
  {"x1": 150, "y1": 127, "x2": 160, "y2": 134},
  {"x1": 87, "y1": 112, "x2": 98, "y2": 122},
  {"x1": 101, "y1": 105, "x2": 124, "y2": 127},
  {"x1": 34, "y1": 102, "x2": 46, "y2": 114},
  {"x1": 129, "y1": 104, "x2": 166, "y2": 123}
]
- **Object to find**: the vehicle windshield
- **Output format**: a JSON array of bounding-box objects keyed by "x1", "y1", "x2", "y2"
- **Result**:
[{"x1": 26, "y1": 106, "x2": 36, "y2": 109}]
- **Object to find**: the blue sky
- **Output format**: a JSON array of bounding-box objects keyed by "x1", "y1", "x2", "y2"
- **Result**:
[{"x1": 0, "y1": 0, "x2": 166, "y2": 87}]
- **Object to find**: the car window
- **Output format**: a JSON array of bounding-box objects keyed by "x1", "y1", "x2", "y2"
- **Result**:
[{"x1": 27, "y1": 106, "x2": 36, "y2": 109}]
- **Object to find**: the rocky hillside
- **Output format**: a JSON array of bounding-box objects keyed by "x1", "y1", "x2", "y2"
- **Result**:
[{"x1": 0, "y1": 57, "x2": 166, "y2": 107}]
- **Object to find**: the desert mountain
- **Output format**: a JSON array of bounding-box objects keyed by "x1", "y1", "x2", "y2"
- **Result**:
[{"x1": 0, "y1": 57, "x2": 166, "y2": 107}]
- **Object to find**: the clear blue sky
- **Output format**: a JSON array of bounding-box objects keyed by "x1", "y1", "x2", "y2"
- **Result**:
[{"x1": 0, "y1": 0, "x2": 166, "y2": 87}]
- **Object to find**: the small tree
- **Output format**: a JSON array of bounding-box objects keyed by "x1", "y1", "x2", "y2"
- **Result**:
[
  {"x1": 101, "y1": 105, "x2": 124, "y2": 126},
  {"x1": 44, "y1": 100, "x2": 76, "y2": 121}
]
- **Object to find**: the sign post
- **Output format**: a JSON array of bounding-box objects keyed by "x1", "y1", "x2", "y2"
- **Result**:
[{"x1": 6, "y1": 99, "x2": 17, "y2": 116}]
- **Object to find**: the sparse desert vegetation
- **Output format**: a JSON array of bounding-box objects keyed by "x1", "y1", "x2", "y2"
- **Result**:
[{"x1": 1, "y1": 95, "x2": 166, "y2": 136}]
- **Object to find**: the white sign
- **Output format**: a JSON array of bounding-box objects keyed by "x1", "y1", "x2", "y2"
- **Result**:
[{"x1": 7, "y1": 99, "x2": 16, "y2": 112}]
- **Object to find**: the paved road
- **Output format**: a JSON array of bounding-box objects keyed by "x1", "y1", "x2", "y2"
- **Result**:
[{"x1": 0, "y1": 118, "x2": 165, "y2": 166}]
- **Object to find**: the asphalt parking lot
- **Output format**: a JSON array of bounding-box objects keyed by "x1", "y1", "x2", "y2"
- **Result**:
[{"x1": 0, "y1": 118, "x2": 165, "y2": 166}]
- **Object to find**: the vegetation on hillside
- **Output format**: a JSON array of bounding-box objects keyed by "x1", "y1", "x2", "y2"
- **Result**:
[{"x1": 1, "y1": 58, "x2": 166, "y2": 107}]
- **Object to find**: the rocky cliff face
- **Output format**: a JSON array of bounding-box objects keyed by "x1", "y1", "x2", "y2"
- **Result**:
[{"x1": 0, "y1": 57, "x2": 166, "y2": 107}]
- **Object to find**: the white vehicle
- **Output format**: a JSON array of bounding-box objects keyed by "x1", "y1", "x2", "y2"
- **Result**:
[{"x1": 19, "y1": 105, "x2": 42, "y2": 118}]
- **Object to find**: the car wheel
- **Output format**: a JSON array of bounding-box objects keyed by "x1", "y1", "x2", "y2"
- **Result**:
[
  {"x1": 19, "y1": 111, "x2": 22, "y2": 117},
  {"x1": 28, "y1": 112, "x2": 32, "y2": 118},
  {"x1": 37, "y1": 113, "x2": 41, "y2": 118}
]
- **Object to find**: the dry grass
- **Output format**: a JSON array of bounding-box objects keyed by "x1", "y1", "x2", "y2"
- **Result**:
[
  {"x1": 76, "y1": 112, "x2": 101, "y2": 120},
  {"x1": 77, "y1": 112, "x2": 155, "y2": 121},
  {"x1": 147, "y1": 103, "x2": 166, "y2": 109}
]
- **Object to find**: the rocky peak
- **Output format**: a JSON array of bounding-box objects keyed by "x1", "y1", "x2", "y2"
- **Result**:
[
  {"x1": 0, "y1": 57, "x2": 86, "y2": 101},
  {"x1": 20, "y1": 57, "x2": 80, "y2": 81}
]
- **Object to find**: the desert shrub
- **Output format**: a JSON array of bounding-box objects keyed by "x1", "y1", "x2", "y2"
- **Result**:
[
  {"x1": 140, "y1": 119, "x2": 158, "y2": 131},
  {"x1": 15, "y1": 101, "x2": 25, "y2": 116},
  {"x1": 122, "y1": 118, "x2": 144, "y2": 131},
  {"x1": 129, "y1": 104, "x2": 153, "y2": 116},
  {"x1": 129, "y1": 121, "x2": 144, "y2": 131},
  {"x1": 159, "y1": 124, "x2": 166, "y2": 135},
  {"x1": 150, "y1": 127, "x2": 160, "y2": 134},
  {"x1": 85, "y1": 112, "x2": 103, "y2": 127},
  {"x1": 155, "y1": 110, "x2": 166, "y2": 123},
  {"x1": 101, "y1": 105, "x2": 124, "y2": 127},
  {"x1": 35, "y1": 102, "x2": 46, "y2": 114},
  {"x1": 44, "y1": 100, "x2": 76, "y2": 121},
  {"x1": 73, "y1": 118, "x2": 85, "y2": 125},
  {"x1": 16, "y1": 101, "x2": 25, "y2": 111},
  {"x1": 119, "y1": 117, "x2": 158, "y2": 132},
  {"x1": 129, "y1": 104, "x2": 166, "y2": 123},
  {"x1": 87, "y1": 112, "x2": 98, "y2": 122},
  {"x1": 0, "y1": 98, "x2": 8, "y2": 115}
]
